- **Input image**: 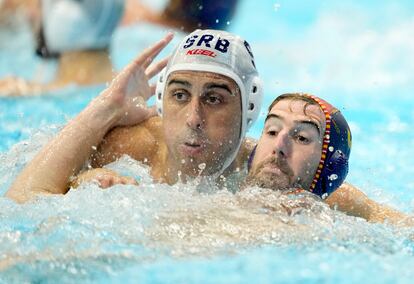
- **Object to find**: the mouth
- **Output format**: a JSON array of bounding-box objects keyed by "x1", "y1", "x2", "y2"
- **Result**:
[
  {"x1": 261, "y1": 163, "x2": 284, "y2": 175},
  {"x1": 180, "y1": 141, "x2": 204, "y2": 156}
]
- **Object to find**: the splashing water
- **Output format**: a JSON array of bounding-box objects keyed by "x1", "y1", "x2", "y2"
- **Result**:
[{"x1": 0, "y1": 136, "x2": 414, "y2": 282}]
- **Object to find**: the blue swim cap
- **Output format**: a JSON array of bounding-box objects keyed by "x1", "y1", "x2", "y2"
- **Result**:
[
  {"x1": 305, "y1": 94, "x2": 352, "y2": 199},
  {"x1": 248, "y1": 94, "x2": 352, "y2": 199},
  {"x1": 163, "y1": 0, "x2": 239, "y2": 31}
]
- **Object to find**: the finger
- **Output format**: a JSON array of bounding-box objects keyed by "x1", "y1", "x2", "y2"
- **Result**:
[
  {"x1": 123, "y1": 177, "x2": 137, "y2": 185},
  {"x1": 145, "y1": 56, "x2": 170, "y2": 79},
  {"x1": 149, "y1": 84, "x2": 156, "y2": 95},
  {"x1": 97, "y1": 177, "x2": 110, "y2": 188},
  {"x1": 145, "y1": 106, "x2": 158, "y2": 119},
  {"x1": 131, "y1": 32, "x2": 173, "y2": 70},
  {"x1": 142, "y1": 33, "x2": 174, "y2": 69}
]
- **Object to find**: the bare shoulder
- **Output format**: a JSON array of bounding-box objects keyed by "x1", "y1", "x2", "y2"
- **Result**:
[{"x1": 91, "y1": 116, "x2": 164, "y2": 167}]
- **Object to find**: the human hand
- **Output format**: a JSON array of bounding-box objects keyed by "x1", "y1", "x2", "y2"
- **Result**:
[
  {"x1": 97, "y1": 32, "x2": 174, "y2": 127},
  {"x1": 71, "y1": 168, "x2": 138, "y2": 189},
  {"x1": 0, "y1": 76, "x2": 43, "y2": 96}
]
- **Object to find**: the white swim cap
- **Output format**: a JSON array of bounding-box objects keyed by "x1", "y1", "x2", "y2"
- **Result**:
[
  {"x1": 156, "y1": 29, "x2": 263, "y2": 174},
  {"x1": 41, "y1": 0, "x2": 125, "y2": 53}
]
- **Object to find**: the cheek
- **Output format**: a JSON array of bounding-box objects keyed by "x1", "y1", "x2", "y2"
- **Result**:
[
  {"x1": 293, "y1": 146, "x2": 321, "y2": 175},
  {"x1": 250, "y1": 139, "x2": 268, "y2": 171},
  {"x1": 206, "y1": 108, "x2": 241, "y2": 140}
]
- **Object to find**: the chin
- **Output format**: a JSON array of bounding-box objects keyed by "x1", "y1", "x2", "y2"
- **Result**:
[{"x1": 248, "y1": 173, "x2": 291, "y2": 191}]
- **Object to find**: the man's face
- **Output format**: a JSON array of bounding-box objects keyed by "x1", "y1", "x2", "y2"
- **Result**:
[
  {"x1": 162, "y1": 71, "x2": 242, "y2": 176},
  {"x1": 246, "y1": 99, "x2": 325, "y2": 190}
]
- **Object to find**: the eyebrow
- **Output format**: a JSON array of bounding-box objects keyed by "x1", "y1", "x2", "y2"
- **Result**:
[
  {"x1": 265, "y1": 113, "x2": 322, "y2": 135},
  {"x1": 167, "y1": 79, "x2": 191, "y2": 87},
  {"x1": 204, "y1": 83, "x2": 233, "y2": 95}
]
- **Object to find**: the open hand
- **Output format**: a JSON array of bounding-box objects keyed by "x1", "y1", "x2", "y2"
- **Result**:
[{"x1": 98, "y1": 32, "x2": 174, "y2": 126}]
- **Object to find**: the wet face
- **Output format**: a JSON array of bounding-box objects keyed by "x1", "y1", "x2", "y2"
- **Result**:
[
  {"x1": 162, "y1": 71, "x2": 242, "y2": 177},
  {"x1": 246, "y1": 99, "x2": 325, "y2": 190}
]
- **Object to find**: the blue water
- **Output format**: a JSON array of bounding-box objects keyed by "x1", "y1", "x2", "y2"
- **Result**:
[{"x1": 1, "y1": 0, "x2": 414, "y2": 283}]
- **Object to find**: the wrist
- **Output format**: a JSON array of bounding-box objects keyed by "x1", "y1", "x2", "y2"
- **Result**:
[{"x1": 81, "y1": 91, "x2": 125, "y2": 131}]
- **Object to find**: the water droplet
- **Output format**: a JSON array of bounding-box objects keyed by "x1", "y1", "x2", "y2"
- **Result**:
[
  {"x1": 198, "y1": 5, "x2": 203, "y2": 10},
  {"x1": 181, "y1": 159, "x2": 186, "y2": 164},
  {"x1": 226, "y1": 21, "x2": 231, "y2": 25},
  {"x1": 198, "y1": 163, "x2": 206, "y2": 170},
  {"x1": 215, "y1": 19, "x2": 219, "y2": 24},
  {"x1": 329, "y1": 146, "x2": 334, "y2": 152}
]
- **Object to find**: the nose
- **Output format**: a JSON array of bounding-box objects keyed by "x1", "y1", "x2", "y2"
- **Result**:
[
  {"x1": 272, "y1": 131, "x2": 290, "y2": 159},
  {"x1": 186, "y1": 98, "x2": 204, "y2": 130}
]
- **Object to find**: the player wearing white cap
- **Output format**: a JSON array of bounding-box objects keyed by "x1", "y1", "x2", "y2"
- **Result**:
[{"x1": 7, "y1": 29, "x2": 263, "y2": 202}]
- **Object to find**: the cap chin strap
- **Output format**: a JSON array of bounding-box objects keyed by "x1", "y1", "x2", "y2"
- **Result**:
[{"x1": 155, "y1": 64, "x2": 263, "y2": 179}]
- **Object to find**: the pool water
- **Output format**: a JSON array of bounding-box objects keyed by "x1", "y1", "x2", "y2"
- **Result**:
[{"x1": 1, "y1": 0, "x2": 414, "y2": 283}]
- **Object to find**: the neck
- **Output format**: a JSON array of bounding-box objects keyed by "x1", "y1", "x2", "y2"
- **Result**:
[{"x1": 54, "y1": 50, "x2": 114, "y2": 87}]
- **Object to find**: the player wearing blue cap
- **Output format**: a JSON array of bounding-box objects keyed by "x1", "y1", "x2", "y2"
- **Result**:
[
  {"x1": 245, "y1": 93, "x2": 412, "y2": 224},
  {"x1": 6, "y1": 29, "x2": 412, "y2": 226},
  {"x1": 247, "y1": 93, "x2": 351, "y2": 199}
]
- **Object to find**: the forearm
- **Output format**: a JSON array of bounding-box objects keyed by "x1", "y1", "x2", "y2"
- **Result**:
[
  {"x1": 327, "y1": 183, "x2": 413, "y2": 226},
  {"x1": 364, "y1": 200, "x2": 414, "y2": 226},
  {"x1": 6, "y1": 95, "x2": 121, "y2": 202}
]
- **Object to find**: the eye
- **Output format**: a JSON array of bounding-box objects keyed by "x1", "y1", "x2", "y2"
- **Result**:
[
  {"x1": 173, "y1": 91, "x2": 190, "y2": 102},
  {"x1": 204, "y1": 93, "x2": 223, "y2": 105},
  {"x1": 295, "y1": 134, "x2": 310, "y2": 144},
  {"x1": 266, "y1": 130, "x2": 277, "y2": 136}
]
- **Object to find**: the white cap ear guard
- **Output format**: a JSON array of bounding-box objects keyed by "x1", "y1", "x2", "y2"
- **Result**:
[{"x1": 155, "y1": 29, "x2": 263, "y2": 175}]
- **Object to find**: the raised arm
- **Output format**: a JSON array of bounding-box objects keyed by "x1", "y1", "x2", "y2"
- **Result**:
[{"x1": 6, "y1": 33, "x2": 173, "y2": 203}]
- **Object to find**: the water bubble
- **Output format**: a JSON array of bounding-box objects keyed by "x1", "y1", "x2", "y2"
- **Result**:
[
  {"x1": 226, "y1": 21, "x2": 231, "y2": 25},
  {"x1": 181, "y1": 159, "x2": 186, "y2": 164},
  {"x1": 329, "y1": 146, "x2": 334, "y2": 152},
  {"x1": 198, "y1": 163, "x2": 206, "y2": 170},
  {"x1": 198, "y1": 5, "x2": 203, "y2": 10},
  {"x1": 215, "y1": 19, "x2": 219, "y2": 24}
]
